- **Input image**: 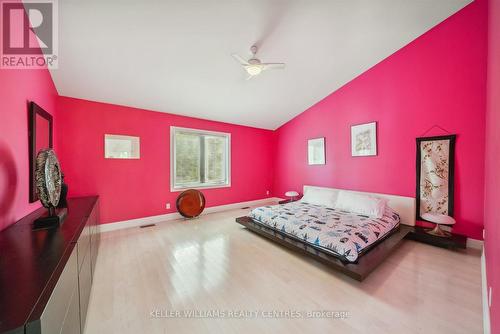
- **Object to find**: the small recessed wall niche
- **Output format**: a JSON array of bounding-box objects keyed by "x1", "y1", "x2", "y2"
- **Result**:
[{"x1": 104, "y1": 134, "x2": 140, "y2": 159}]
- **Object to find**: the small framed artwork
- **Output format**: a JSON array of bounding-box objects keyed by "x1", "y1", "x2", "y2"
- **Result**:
[
  {"x1": 351, "y1": 122, "x2": 377, "y2": 157},
  {"x1": 104, "y1": 134, "x2": 140, "y2": 159},
  {"x1": 308, "y1": 137, "x2": 325, "y2": 165}
]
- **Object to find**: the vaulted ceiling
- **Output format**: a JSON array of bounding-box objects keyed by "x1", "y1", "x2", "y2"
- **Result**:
[{"x1": 50, "y1": 0, "x2": 472, "y2": 129}]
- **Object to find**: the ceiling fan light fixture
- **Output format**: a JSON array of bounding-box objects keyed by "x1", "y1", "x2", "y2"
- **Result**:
[{"x1": 246, "y1": 65, "x2": 262, "y2": 76}]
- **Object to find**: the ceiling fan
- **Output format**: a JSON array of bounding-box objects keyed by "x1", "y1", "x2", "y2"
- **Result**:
[{"x1": 232, "y1": 45, "x2": 285, "y2": 79}]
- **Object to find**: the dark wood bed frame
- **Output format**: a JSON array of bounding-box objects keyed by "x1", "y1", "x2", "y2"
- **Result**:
[{"x1": 236, "y1": 216, "x2": 412, "y2": 281}]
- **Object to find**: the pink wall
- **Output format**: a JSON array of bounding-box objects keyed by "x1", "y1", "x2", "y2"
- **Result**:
[
  {"x1": 0, "y1": 0, "x2": 59, "y2": 233},
  {"x1": 0, "y1": 69, "x2": 58, "y2": 231},
  {"x1": 485, "y1": 0, "x2": 500, "y2": 330},
  {"x1": 0, "y1": 1, "x2": 489, "y2": 247},
  {"x1": 56, "y1": 97, "x2": 274, "y2": 224},
  {"x1": 273, "y1": 1, "x2": 487, "y2": 239}
]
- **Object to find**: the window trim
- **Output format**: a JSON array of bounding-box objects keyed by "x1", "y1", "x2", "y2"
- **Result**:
[{"x1": 170, "y1": 126, "x2": 231, "y2": 192}]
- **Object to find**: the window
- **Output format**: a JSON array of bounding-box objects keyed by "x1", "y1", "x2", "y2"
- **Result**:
[{"x1": 171, "y1": 127, "x2": 230, "y2": 191}]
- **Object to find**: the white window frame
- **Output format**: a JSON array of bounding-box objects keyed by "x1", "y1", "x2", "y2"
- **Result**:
[{"x1": 170, "y1": 126, "x2": 231, "y2": 192}]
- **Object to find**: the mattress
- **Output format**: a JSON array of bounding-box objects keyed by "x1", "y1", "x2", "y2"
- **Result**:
[{"x1": 249, "y1": 201, "x2": 401, "y2": 263}]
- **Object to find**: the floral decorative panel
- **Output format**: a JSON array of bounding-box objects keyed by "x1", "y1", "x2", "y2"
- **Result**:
[{"x1": 416, "y1": 135, "x2": 456, "y2": 220}]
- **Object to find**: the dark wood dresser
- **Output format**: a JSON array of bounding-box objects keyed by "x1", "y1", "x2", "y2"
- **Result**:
[{"x1": 0, "y1": 196, "x2": 100, "y2": 334}]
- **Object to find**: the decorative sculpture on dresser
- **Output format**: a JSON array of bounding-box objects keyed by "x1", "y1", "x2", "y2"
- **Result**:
[
  {"x1": 34, "y1": 149, "x2": 67, "y2": 228},
  {"x1": 57, "y1": 173, "x2": 69, "y2": 208}
]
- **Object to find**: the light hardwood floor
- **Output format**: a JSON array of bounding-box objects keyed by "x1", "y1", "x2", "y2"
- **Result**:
[{"x1": 85, "y1": 207, "x2": 483, "y2": 334}]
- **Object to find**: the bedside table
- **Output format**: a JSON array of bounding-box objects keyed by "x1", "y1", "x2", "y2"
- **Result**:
[{"x1": 405, "y1": 226, "x2": 467, "y2": 249}]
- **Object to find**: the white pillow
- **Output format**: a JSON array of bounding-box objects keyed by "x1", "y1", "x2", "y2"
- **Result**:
[
  {"x1": 300, "y1": 188, "x2": 338, "y2": 208},
  {"x1": 334, "y1": 191, "x2": 387, "y2": 218}
]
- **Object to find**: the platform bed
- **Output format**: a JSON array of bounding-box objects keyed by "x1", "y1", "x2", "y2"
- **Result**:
[
  {"x1": 236, "y1": 185, "x2": 416, "y2": 281},
  {"x1": 236, "y1": 216, "x2": 411, "y2": 281}
]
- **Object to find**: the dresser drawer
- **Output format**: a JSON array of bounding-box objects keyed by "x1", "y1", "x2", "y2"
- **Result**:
[
  {"x1": 77, "y1": 224, "x2": 91, "y2": 272},
  {"x1": 36, "y1": 248, "x2": 78, "y2": 334},
  {"x1": 60, "y1": 283, "x2": 81, "y2": 334},
  {"x1": 88, "y1": 203, "x2": 100, "y2": 280},
  {"x1": 78, "y1": 246, "x2": 92, "y2": 332},
  {"x1": 90, "y1": 233, "x2": 99, "y2": 280}
]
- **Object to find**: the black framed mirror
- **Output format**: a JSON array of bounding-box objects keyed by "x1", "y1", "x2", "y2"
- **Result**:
[{"x1": 29, "y1": 101, "x2": 53, "y2": 203}]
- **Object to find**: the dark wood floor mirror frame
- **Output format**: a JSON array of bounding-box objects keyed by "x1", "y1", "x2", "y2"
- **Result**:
[{"x1": 29, "y1": 101, "x2": 54, "y2": 203}]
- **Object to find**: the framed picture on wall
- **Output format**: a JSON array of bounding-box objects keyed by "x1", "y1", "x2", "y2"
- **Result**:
[
  {"x1": 308, "y1": 137, "x2": 325, "y2": 165},
  {"x1": 351, "y1": 122, "x2": 377, "y2": 157}
]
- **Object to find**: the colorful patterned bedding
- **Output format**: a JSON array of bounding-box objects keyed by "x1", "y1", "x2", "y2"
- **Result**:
[{"x1": 249, "y1": 201, "x2": 401, "y2": 263}]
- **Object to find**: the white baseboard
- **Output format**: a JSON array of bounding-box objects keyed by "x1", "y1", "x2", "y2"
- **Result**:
[
  {"x1": 482, "y1": 249, "x2": 491, "y2": 334},
  {"x1": 99, "y1": 197, "x2": 281, "y2": 233},
  {"x1": 467, "y1": 238, "x2": 484, "y2": 250}
]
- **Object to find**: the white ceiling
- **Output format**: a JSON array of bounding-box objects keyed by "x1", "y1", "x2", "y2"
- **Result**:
[{"x1": 50, "y1": 0, "x2": 472, "y2": 130}]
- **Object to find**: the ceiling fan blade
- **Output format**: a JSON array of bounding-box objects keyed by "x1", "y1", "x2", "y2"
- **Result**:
[
  {"x1": 232, "y1": 54, "x2": 249, "y2": 65},
  {"x1": 262, "y1": 63, "x2": 286, "y2": 70}
]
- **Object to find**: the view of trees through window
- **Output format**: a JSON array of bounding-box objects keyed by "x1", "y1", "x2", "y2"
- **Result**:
[
  {"x1": 205, "y1": 136, "x2": 226, "y2": 183},
  {"x1": 173, "y1": 128, "x2": 229, "y2": 189}
]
